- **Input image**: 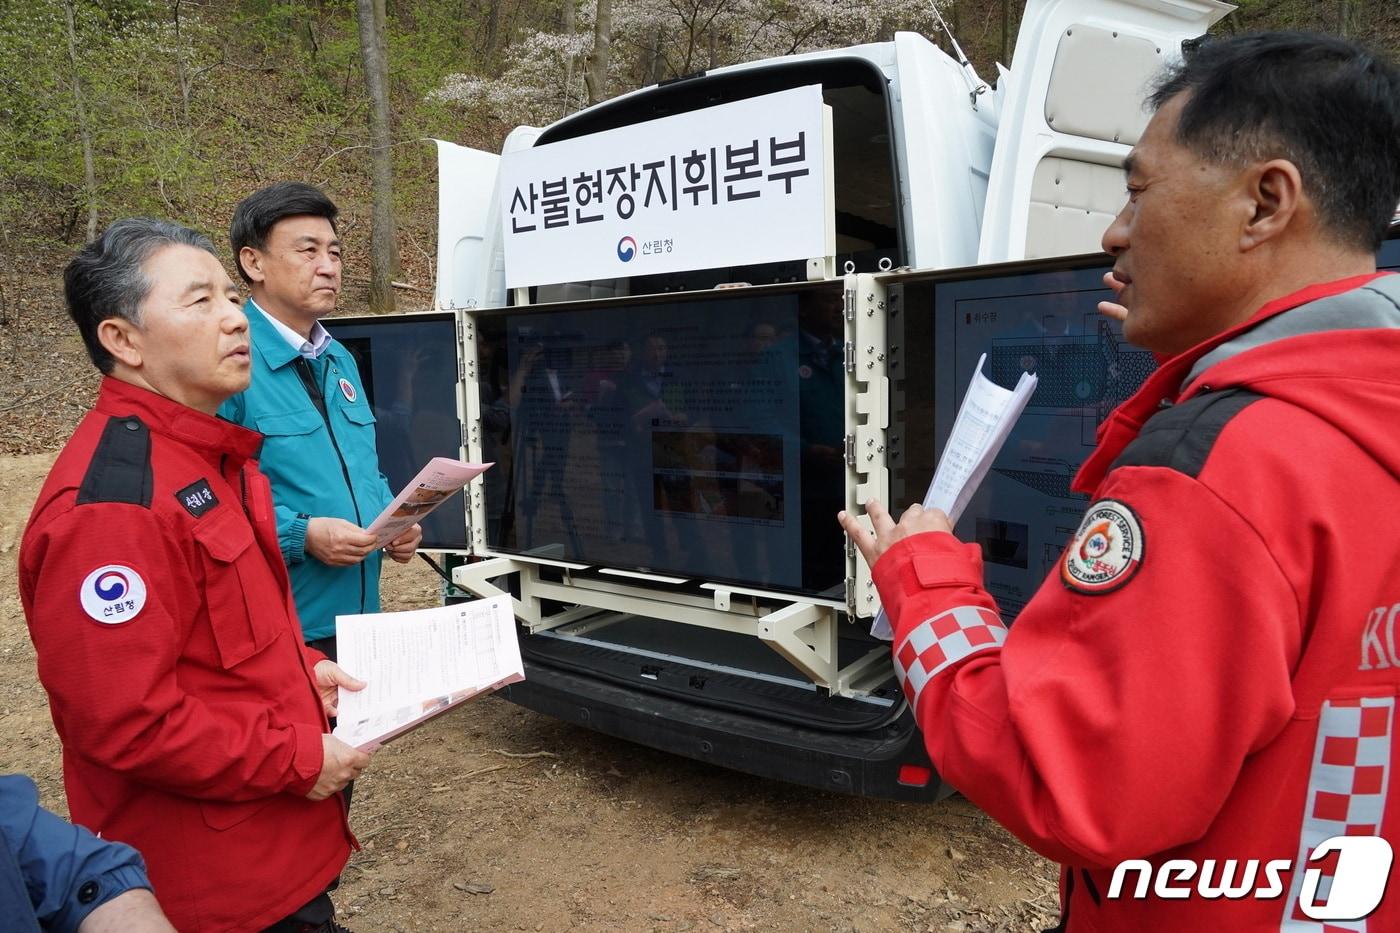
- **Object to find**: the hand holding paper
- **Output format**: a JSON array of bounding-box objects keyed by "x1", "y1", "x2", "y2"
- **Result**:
[
  {"x1": 867, "y1": 353, "x2": 1037, "y2": 640},
  {"x1": 366, "y1": 457, "x2": 493, "y2": 549},
  {"x1": 332, "y1": 595, "x2": 524, "y2": 751}
]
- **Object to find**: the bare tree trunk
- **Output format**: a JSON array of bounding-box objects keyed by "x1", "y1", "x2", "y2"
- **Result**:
[
  {"x1": 484, "y1": 0, "x2": 502, "y2": 64},
  {"x1": 561, "y1": 0, "x2": 576, "y2": 117},
  {"x1": 62, "y1": 0, "x2": 98, "y2": 243},
  {"x1": 356, "y1": 0, "x2": 398, "y2": 313},
  {"x1": 1000, "y1": 0, "x2": 1009, "y2": 64},
  {"x1": 584, "y1": 0, "x2": 612, "y2": 105},
  {"x1": 638, "y1": 25, "x2": 666, "y2": 85},
  {"x1": 1338, "y1": 0, "x2": 1358, "y2": 37}
]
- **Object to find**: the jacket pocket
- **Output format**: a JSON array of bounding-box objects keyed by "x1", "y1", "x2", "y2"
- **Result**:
[
  {"x1": 333, "y1": 402, "x2": 384, "y2": 482},
  {"x1": 256, "y1": 408, "x2": 325, "y2": 437},
  {"x1": 194, "y1": 509, "x2": 282, "y2": 669},
  {"x1": 200, "y1": 795, "x2": 275, "y2": 831}
]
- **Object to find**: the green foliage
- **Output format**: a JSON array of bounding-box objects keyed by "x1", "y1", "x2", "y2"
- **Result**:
[{"x1": 0, "y1": 0, "x2": 1396, "y2": 276}]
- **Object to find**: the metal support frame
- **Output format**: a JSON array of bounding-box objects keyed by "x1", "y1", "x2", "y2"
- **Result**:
[
  {"x1": 842, "y1": 274, "x2": 889, "y2": 621},
  {"x1": 452, "y1": 556, "x2": 885, "y2": 695}
]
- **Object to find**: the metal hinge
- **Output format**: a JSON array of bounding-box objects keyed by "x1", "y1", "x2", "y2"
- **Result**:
[
  {"x1": 844, "y1": 434, "x2": 856, "y2": 467},
  {"x1": 843, "y1": 341, "x2": 855, "y2": 373}
]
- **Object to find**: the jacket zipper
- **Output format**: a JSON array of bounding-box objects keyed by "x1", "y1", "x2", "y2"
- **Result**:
[{"x1": 294, "y1": 357, "x2": 368, "y2": 612}]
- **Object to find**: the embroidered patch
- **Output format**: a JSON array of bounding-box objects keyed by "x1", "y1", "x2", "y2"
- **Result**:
[
  {"x1": 338, "y1": 377, "x2": 357, "y2": 402},
  {"x1": 1061, "y1": 499, "x2": 1144, "y2": 595},
  {"x1": 79, "y1": 565, "x2": 148, "y2": 624},
  {"x1": 175, "y1": 479, "x2": 218, "y2": 518}
]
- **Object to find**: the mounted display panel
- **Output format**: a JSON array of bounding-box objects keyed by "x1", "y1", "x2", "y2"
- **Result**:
[
  {"x1": 883, "y1": 227, "x2": 1400, "y2": 622},
  {"x1": 322, "y1": 311, "x2": 468, "y2": 550},
  {"x1": 473, "y1": 281, "x2": 848, "y2": 599},
  {"x1": 886, "y1": 254, "x2": 1149, "y2": 620}
]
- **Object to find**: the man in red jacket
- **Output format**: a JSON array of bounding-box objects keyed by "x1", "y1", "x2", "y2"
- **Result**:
[
  {"x1": 840, "y1": 33, "x2": 1400, "y2": 931},
  {"x1": 20, "y1": 218, "x2": 373, "y2": 932}
]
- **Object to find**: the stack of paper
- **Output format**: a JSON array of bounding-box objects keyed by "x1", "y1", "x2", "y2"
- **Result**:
[
  {"x1": 870, "y1": 354, "x2": 1037, "y2": 640},
  {"x1": 332, "y1": 594, "x2": 523, "y2": 750}
]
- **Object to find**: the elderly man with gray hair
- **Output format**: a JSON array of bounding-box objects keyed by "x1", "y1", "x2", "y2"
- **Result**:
[{"x1": 19, "y1": 218, "x2": 371, "y2": 933}]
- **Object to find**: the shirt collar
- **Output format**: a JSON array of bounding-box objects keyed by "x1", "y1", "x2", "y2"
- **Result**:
[{"x1": 247, "y1": 297, "x2": 332, "y2": 360}]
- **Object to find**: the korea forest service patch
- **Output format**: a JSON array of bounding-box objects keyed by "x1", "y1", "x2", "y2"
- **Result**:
[{"x1": 1060, "y1": 499, "x2": 1144, "y2": 595}]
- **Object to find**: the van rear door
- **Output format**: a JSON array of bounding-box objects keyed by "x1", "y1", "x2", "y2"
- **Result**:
[{"x1": 978, "y1": 0, "x2": 1233, "y2": 263}]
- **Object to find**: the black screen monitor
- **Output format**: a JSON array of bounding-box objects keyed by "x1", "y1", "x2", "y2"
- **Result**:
[
  {"x1": 887, "y1": 227, "x2": 1400, "y2": 621},
  {"x1": 475, "y1": 281, "x2": 848, "y2": 598},
  {"x1": 321, "y1": 312, "x2": 467, "y2": 550},
  {"x1": 888, "y1": 256, "x2": 1151, "y2": 621}
]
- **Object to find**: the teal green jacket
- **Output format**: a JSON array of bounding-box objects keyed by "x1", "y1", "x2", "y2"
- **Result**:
[{"x1": 218, "y1": 301, "x2": 393, "y2": 641}]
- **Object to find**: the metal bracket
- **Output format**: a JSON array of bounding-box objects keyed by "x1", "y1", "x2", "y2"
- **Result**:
[
  {"x1": 843, "y1": 274, "x2": 889, "y2": 621},
  {"x1": 452, "y1": 558, "x2": 875, "y2": 696}
]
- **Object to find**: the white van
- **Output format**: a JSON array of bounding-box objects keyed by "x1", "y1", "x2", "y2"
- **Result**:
[{"x1": 324, "y1": 0, "x2": 1400, "y2": 799}]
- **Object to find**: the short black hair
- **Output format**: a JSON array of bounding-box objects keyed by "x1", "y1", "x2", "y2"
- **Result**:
[
  {"x1": 64, "y1": 218, "x2": 216, "y2": 374},
  {"x1": 1150, "y1": 32, "x2": 1400, "y2": 252},
  {"x1": 229, "y1": 181, "x2": 339, "y2": 283}
]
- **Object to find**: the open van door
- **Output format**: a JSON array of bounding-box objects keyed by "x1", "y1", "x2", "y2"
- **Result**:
[
  {"x1": 433, "y1": 127, "x2": 543, "y2": 313},
  {"x1": 978, "y1": 0, "x2": 1233, "y2": 263}
]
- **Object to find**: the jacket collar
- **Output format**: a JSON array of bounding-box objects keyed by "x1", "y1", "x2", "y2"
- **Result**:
[
  {"x1": 244, "y1": 298, "x2": 345, "y2": 371},
  {"x1": 95, "y1": 377, "x2": 263, "y2": 465},
  {"x1": 1073, "y1": 272, "x2": 1393, "y2": 493}
]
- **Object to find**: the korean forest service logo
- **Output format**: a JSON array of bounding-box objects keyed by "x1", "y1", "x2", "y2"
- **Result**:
[
  {"x1": 1060, "y1": 499, "x2": 1144, "y2": 595},
  {"x1": 79, "y1": 564, "x2": 148, "y2": 624},
  {"x1": 617, "y1": 235, "x2": 637, "y2": 262}
]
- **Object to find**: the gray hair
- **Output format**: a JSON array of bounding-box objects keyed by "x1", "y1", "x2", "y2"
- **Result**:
[{"x1": 64, "y1": 217, "x2": 217, "y2": 373}]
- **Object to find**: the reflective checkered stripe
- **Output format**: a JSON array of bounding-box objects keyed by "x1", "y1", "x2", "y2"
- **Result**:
[
  {"x1": 893, "y1": 605, "x2": 1007, "y2": 706},
  {"x1": 1281, "y1": 696, "x2": 1394, "y2": 932}
]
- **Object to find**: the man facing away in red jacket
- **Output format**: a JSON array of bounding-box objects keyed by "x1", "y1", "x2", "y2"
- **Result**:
[
  {"x1": 841, "y1": 32, "x2": 1400, "y2": 932},
  {"x1": 20, "y1": 218, "x2": 374, "y2": 932}
]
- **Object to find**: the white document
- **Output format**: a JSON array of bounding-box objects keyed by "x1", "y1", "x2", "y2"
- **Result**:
[
  {"x1": 332, "y1": 595, "x2": 523, "y2": 750},
  {"x1": 870, "y1": 354, "x2": 1037, "y2": 640},
  {"x1": 365, "y1": 457, "x2": 493, "y2": 548}
]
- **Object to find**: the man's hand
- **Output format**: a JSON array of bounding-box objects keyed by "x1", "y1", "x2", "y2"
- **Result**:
[
  {"x1": 1098, "y1": 270, "x2": 1129, "y2": 322},
  {"x1": 305, "y1": 517, "x2": 378, "y2": 567},
  {"x1": 837, "y1": 498, "x2": 953, "y2": 568},
  {"x1": 384, "y1": 523, "x2": 422, "y2": 563},
  {"x1": 78, "y1": 889, "x2": 177, "y2": 933},
  {"x1": 308, "y1": 735, "x2": 372, "y2": 801},
  {"x1": 313, "y1": 659, "x2": 365, "y2": 718}
]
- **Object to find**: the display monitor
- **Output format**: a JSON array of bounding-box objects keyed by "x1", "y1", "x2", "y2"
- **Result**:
[
  {"x1": 322, "y1": 312, "x2": 467, "y2": 550},
  {"x1": 888, "y1": 258, "x2": 1149, "y2": 620},
  {"x1": 474, "y1": 282, "x2": 848, "y2": 598},
  {"x1": 889, "y1": 228, "x2": 1400, "y2": 621}
]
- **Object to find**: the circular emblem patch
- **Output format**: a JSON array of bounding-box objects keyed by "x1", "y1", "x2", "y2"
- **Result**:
[
  {"x1": 79, "y1": 564, "x2": 148, "y2": 624},
  {"x1": 1061, "y1": 500, "x2": 1144, "y2": 595},
  {"x1": 338, "y1": 378, "x2": 357, "y2": 403}
]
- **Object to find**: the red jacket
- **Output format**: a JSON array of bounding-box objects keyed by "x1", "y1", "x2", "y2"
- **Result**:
[
  {"x1": 19, "y1": 378, "x2": 354, "y2": 932},
  {"x1": 875, "y1": 274, "x2": 1400, "y2": 931}
]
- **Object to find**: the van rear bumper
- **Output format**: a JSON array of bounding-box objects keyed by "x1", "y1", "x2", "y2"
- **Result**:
[{"x1": 501, "y1": 659, "x2": 951, "y2": 801}]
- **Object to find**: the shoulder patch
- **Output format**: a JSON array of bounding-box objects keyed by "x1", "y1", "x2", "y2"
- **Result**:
[
  {"x1": 76, "y1": 416, "x2": 153, "y2": 508},
  {"x1": 80, "y1": 565, "x2": 148, "y2": 624},
  {"x1": 175, "y1": 479, "x2": 219, "y2": 518},
  {"x1": 1061, "y1": 499, "x2": 1144, "y2": 595}
]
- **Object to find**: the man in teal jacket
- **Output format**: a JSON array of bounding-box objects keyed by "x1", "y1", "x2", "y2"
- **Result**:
[{"x1": 220, "y1": 182, "x2": 421, "y2": 657}]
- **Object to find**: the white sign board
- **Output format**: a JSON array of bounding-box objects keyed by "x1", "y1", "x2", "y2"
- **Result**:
[{"x1": 499, "y1": 85, "x2": 833, "y2": 289}]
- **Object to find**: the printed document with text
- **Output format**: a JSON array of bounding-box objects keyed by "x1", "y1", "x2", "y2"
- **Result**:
[
  {"x1": 870, "y1": 354, "x2": 1037, "y2": 639},
  {"x1": 333, "y1": 595, "x2": 523, "y2": 750}
]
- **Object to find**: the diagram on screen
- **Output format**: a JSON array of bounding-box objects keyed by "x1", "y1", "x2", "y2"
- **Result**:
[
  {"x1": 984, "y1": 314, "x2": 1155, "y2": 442},
  {"x1": 944, "y1": 280, "x2": 1158, "y2": 620}
]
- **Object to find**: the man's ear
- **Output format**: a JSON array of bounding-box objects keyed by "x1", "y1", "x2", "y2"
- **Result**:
[
  {"x1": 1241, "y1": 158, "x2": 1306, "y2": 251},
  {"x1": 97, "y1": 317, "x2": 143, "y2": 369},
  {"x1": 239, "y1": 246, "x2": 267, "y2": 285}
]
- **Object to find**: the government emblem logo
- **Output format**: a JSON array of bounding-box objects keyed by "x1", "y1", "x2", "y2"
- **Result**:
[{"x1": 1061, "y1": 499, "x2": 1144, "y2": 594}]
